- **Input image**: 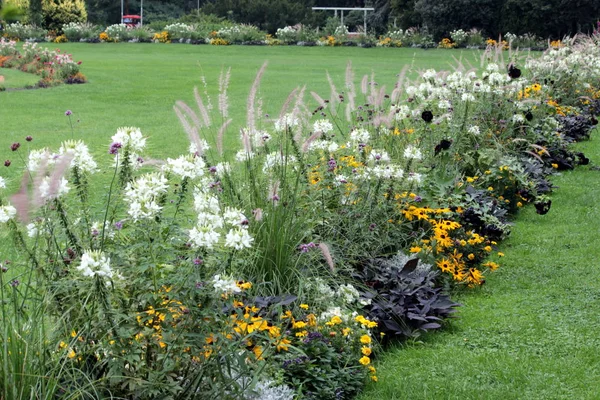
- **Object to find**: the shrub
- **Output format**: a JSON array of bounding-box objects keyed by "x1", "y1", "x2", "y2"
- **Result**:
[
  {"x1": 42, "y1": 0, "x2": 87, "y2": 33},
  {"x1": 62, "y1": 21, "x2": 100, "y2": 42}
]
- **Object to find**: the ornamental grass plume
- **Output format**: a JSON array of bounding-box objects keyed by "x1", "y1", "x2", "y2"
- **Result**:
[{"x1": 319, "y1": 243, "x2": 335, "y2": 272}]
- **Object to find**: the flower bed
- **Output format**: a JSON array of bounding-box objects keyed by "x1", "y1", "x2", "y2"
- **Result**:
[
  {"x1": 0, "y1": 38, "x2": 85, "y2": 89},
  {"x1": 0, "y1": 34, "x2": 599, "y2": 398}
]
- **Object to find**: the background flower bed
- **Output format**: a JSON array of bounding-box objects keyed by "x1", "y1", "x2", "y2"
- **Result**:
[{"x1": 0, "y1": 36, "x2": 599, "y2": 398}]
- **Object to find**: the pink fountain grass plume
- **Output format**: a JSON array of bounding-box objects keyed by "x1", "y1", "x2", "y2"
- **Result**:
[
  {"x1": 247, "y1": 61, "x2": 268, "y2": 132},
  {"x1": 194, "y1": 86, "x2": 211, "y2": 128},
  {"x1": 318, "y1": 243, "x2": 335, "y2": 272},
  {"x1": 216, "y1": 119, "x2": 232, "y2": 156},
  {"x1": 279, "y1": 87, "x2": 299, "y2": 120}
]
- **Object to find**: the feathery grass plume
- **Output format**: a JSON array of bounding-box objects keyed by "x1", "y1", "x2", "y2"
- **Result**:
[
  {"x1": 301, "y1": 131, "x2": 323, "y2": 153},
  {"x1": 247, "y1": 61, "x2": 268, "y2": 132},
  {"x1": 326, "y1": 71, "x2": 338, "y2": 116},
  {"x1": 368, "y1": 71, "x2": 377, "y2": 105},
  {"x1": 269, "y1": 180, "x2": 280, "y2": 201},
  {"x1": 241, "y1": 129, "x2": 252, "y2": 153},
  {"x1": 291, "y1": 85, "x2": 307, "y2": 144},
  {"x1": 361, "y1": 74, "x2": 369, "y2": 95},
  {"x1": 174, "y1": 103, "x2": 203, "y2": 156},
  {"x1": 391, "y1": 65, "x2": 410, "y2": 103},
  {"x1": 218, "y1": 66, "x2": 231, "y2": 118},
  {"x1": 375, "y1": 85, "x2": 387, "y2": 108},
  {"x1": 279, "y1": 87, "x2": 299, "y2": 120},
  {"x1": 216, "y1": 119, "x2": 232, "y2": 156},
  {"x1": 345, "y1": 61, "x2": 356, "y2": 120},
  {"x1": 318, "y1": 242, "x2": 335, "y2": 272},
  {"x1": 310, "y1": 91, "x2": 327, "y2": 108},
  {"x1": 46, "y1": 153, "x2": 74, "y2": 200},
  {"x1": 11, "y1": 171, "x2": 31, "y2": 223},
  {"x1": 175, "y1": 100, "x2": 202, "y2": 129},
  {"x1": 194, "y1": 86, "x2": 211, "y2": 128}
]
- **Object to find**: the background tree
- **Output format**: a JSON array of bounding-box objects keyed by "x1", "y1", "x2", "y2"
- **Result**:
[
  {"x1": 29, "y1": 0, "x2": 42, "y2": 25},
  {"x1": 42, "y1": 0, "x2": 87, "y2": 32}
]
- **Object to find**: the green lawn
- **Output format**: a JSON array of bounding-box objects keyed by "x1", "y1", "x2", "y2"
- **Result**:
[
  {"x1": 358, "y1": 136, "x2": 600, "y2": 399},
  {"x1": 0, "y1": 68, "x2": 40, "y2": 89}
]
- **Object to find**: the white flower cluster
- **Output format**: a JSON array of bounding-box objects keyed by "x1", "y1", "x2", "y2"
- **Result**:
[
  {"x1": 0, "y1": 204, "x2": 17, "y2": 223},
  {"x1": 164, "y1": 155, "x2": 206, "y2": 180},
  {"x1": 189, "y1": 188, "x2": 253, "y2": 250},
  {"x1": 403, "y1": 145, "x2": 423, "y2": 160},
  {"x1": 123, "y1": 173, "x2": 169, "y2": 221},
  {"x1": 111, "y1": 127, "x2": 146, "y2": 169},
  {"x1": 313, "y1": 119, "x2": 334, "y2": 134},
  {"x1": 307, "y1": 139, "x2": 339, "y2": 153},
  {"x1": 349, "y1": 128, "x2": 370, "y2": 143},
  {"x1": 274, "y1": 113, "x2": 299, "y2": 132},
  {"x1": 59, "y1": 140, "x2": 98, "y2": 174},
  {"x1": 188, "y1": 139, "x2": 210, "y2": 155},
  {"x1": 211, "y1": 274, "x2": 241, "y2": 294},
  {"x1": 39, "y1": 176, "x2": 70, "y2": 201},
  {"x1": 76, "y1": 250, "x2": 114, "y2": 278},
  {"x1": 263, "y1": 152, "x2": 297, "y2": 173},
  {"x1": 368, "y1": 149, "x2": 391, "y2": 164},
  {"x1": 0, "y1": 176, "x2": 5, "y2": 189}
]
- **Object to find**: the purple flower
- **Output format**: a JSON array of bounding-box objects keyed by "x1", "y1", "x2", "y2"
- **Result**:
[
  {"x1": 298, "y1": 242, "x2": 317, "y2": 253},
  {"x1": 10, "y1": 280, "x2": 19, "y2": 287},
  {"x1": 1, "y1": 265, "x2": 7, "y2": 273},
  {"x1": 114, "y1": 220, "x2": 123, "y2": 230},
  {"x1": 65, "y1": 110, "x2": 72, "y2": 116},
  {"x1": 193, "y1": 258, "x2": 203, "y2": 265},
  {"x1": 25, "y1": 136, "x2": 33, "y2": 142},
  {"x1": 328, "y1": 158, "x2": 337, "y2": 172},
  {"x1": 4, "y1": 160, "x2": 10, "y2": 167},
  {"x1": 10, "y1": 143, "x2": 20, "y2": 152},
  {"x1": 109, "y1": 142, "x2": 122, "y2": 155}
]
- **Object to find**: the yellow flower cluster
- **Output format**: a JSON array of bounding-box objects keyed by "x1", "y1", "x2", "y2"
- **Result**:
[
  {"x1": 377, "y1": 37, "x2": 402, "y2": 47},
  {"x1": 152, "y1": 31, "x2": 170, "y2": 43},
  {"x1": 438, "y1": 38, "x2": 456, "y2": 49},
  {"x1": 210, "y1": 38, "x2": 230, "y2": 46},
  {"x1": 518, "y1": 83, "x2": 542, "y2": 100}
]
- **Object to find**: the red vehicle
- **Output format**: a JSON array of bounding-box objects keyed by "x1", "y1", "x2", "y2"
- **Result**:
[{"x1": 122, "y1": 15, "x2": 141, "y2": 27}]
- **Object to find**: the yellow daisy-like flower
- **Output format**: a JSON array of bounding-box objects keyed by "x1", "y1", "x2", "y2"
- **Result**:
[
  {"x1": 300, "y1": 304, "x2": 309, "y2": 310},
  {"x1": 484, "y1": 246, "x2": 492, "y2": 252},
  {"x1": 295, "y1": 330, "x2": 308, "y2": 338},
  {"x1": 342, "y1": 327, "x2": 352, "y2": 336},
  {"x1": 362, "y1": 347, "x2": 372, "y2": 356},
  {"x1": 360, "y1": 335, "x2": 372, "y2": 344},
  {"x1": 359, "y1": 356, "x2": 371, "y2": 365},
  {"x1": 497, "y1": 252, "x2": 504, "y2": 257},
  {"x1": 292, "y1": 321, "x2": 307, "y2": 329},
  {"x1": 371, "y1": 375, "x2": 378, "y2": 382},
  {"x1": 68, "y1": 349, "x2": 76, "y2": 359}
]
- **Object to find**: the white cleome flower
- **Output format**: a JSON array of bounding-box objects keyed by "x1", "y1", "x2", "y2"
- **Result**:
[
  {"x1": 0, "y1": 176, "x2": 5, "y2": 189},
  {"x1": 0, "y1": 204, "x2": 17, "y2": 223},
  {"x1": 349, "y1": 128, "x2": 370, "y2": 143},
  {"x1": 164, "y1": 154, "x2": 206, "y2": 179},
  {"x1": 313, "y1": 119, "x2": 334, "y2": 134},
  {"x1": 59, "y1": 140, "x2": 98, "y2": 174},
  {"x1": 212, "y1": 274, "x2": 241, "y2": 294},
  {"x1": 111, "y1": 127, "x2": 146, "y2": 153},
  {"x1": 76, "y1": 250, "x2": 113, "y2": 278},
  {"x1": 224, "y1": 228, "x2": 254, "y2": 250},
  {"x1": 468, "y1": 125, "x2": 481, "y2": 135},
  {"x1": 123, "y1": 173, "x2": 169, "y2": 221},
  {"x1": 39, "y1": 176, "x2": 70, "y2": 201},
  {"x1": 403, "y1": 145, "x2": 422, "y2": 160},
  {"x1": 189, "y1": 225, "x2": 221, "y2": 249},
  {"x1": 368, "y1": 149, "x2": 390, "y2": 164},
  {"x1": 189, "y1": 139, "x2": 210, "y2": 155},
  {"x1": 274, "y1": 113, "x2": 299, "y2": 132}
]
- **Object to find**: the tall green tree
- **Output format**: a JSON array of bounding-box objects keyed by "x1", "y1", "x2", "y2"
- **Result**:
[{"x1": 29, "y1": 0, "x2": 42, "y2": 25}]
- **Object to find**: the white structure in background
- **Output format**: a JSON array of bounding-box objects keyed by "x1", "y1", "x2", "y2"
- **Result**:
[{"x1": 311, "y1": 6, "x2": 375, "y2": 33}]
